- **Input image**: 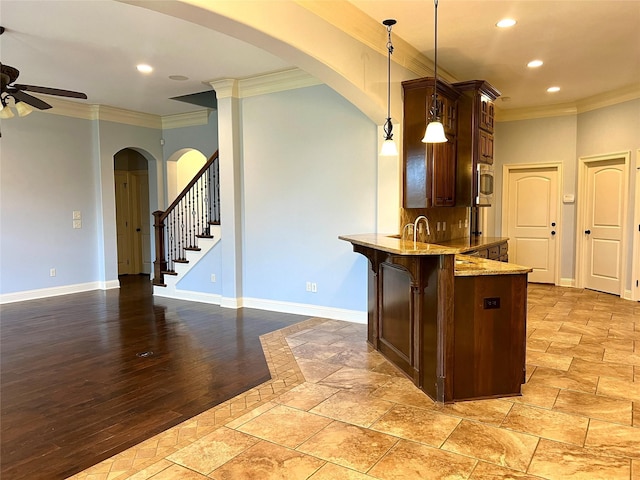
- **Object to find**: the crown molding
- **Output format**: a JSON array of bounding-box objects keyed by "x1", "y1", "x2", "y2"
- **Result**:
[
  {"x1": 576, "y1": 83, "x2": 640, "y2": 114},
  {"x1": 207, "y1": 68, "x2": 321, "y2": 99},
  {"x1": 40, "y1": 97, "x2": 162, "y2": 128},
  {"x1": 39, "y1": 97, "x2": 95, "y2": 120},
  {"x1": 496, "y1": 84, "x2": 640, "y2": 122},
  {"x1": 495, "y1": 103, "x2": 578, "y2": 122},
  {"x1": 162, "y1": 110, "x2": 211, "y2": 129},
  {"x1": 208, "y1": 79, "x2": 239, "y2": 99},
  {"x1": 96, "y1": 105, "x2": 162, "y2": 129},
  {"x1": 238, "y1": 68, "x2": 321, "y2": 98}
]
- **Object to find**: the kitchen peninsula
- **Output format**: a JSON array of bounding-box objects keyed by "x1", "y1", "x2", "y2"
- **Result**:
[{"x1": 339, "y1": 233, "x2": 532, "y2": 403}]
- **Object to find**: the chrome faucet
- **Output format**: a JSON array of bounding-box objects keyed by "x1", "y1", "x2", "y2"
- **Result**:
[
  {"x1": 402, "y1": 223, "x2": 414, "y2": 241},
  {"x1": 413, "y1": 215, "x2": 431, "y2": 242}
]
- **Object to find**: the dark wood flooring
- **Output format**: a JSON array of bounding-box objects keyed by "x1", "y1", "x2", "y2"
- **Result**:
[{"x1": 0, "y1": 275, "x2": 307, "y2": 480}]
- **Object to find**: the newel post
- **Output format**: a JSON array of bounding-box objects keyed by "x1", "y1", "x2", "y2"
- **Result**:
[{"x1": 152, "y1": 210, "x2": 166, "y2": 286}]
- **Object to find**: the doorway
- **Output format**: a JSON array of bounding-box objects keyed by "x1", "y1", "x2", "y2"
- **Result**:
[
  {"x1": 576, "y1": 152, "x2": 629, "y2": 296},
  {"x1": 502, "y1": 163, "x2": 561, "y2": 284},
  {"x1": 114, "y1": 148, "x2": 151, "y2": 275}
]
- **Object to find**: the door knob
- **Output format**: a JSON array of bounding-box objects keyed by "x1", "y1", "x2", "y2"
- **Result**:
[
  {"x1": 551, "y1": 231, "x2": 556, "y2": 235},
  {"x1": 551, "y1": 222, "x2": 556, "y2": 227},
  {"x1": 585, "y1": 229, "x2": 591, "y2": 234}
]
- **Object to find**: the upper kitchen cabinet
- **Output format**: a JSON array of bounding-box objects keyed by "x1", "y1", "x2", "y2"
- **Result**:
[
  {"x1": 402, "y1": 78, "x2": 461, "y2": 208},
  {"x1": 453, "y1": 80, "x2": 500, "y2": 207}
]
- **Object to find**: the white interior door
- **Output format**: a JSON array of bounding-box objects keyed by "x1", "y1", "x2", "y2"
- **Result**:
[
  {"x1": 581, "y1": 159, "x2": 626, "y2": 295},
  {"x1": 504, "y1": 166, "x2": 559, "y2": 284}
]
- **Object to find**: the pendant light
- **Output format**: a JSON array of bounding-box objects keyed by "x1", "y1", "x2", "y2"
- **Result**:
[
  {"x1": 422, "y1": 0, "x2": 447, "y2": 143},
  {"x1": 380, "y1": 19, "x2": 398, "y2": 156}
]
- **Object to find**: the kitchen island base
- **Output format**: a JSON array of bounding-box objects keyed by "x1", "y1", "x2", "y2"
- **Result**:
[{"x1": 343, "y1": 234, "x2": 530, "y2": 403}]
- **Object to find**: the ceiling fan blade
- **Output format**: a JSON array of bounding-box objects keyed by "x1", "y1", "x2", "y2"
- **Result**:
[
  {"x1": 11, "y1": 90, "x2": 53, "y2": 110},
  {"x1": 13, "y1": 84, "x2": 87, "y2": 99}
]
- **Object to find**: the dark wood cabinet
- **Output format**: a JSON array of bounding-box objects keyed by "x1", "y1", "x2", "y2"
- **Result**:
[
  {"x1": 402, "y1": 78, "x2": 461, "y2": 208},
  {"x1": 466, "y1": 240, "x2": 508, "y2": 262},
  {"x1": 452, "y1": 80, "x2": 500, "y2": 206},
  {"x1": 453, "y1": 274, "x2": 527, "y2": 400}
]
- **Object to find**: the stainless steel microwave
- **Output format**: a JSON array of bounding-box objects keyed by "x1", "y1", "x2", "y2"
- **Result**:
[{"x1": 476, "y1": 163, "x2": 494, "y2": 206}]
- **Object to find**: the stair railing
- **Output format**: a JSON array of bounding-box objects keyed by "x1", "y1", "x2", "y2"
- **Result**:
[{"x1": 153, "y1": 151, "x2": 220, "y2": 286}]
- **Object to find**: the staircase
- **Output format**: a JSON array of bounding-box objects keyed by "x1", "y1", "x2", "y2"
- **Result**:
[{"x1": 152, "y1": 151, "x2": 220, "y2": 290}]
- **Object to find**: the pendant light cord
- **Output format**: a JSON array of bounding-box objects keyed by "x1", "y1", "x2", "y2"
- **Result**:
[
  {"x1": 383, "y1": 20, "x2": 396, "y2": 140},
  {"x1": 432, "y1": 0, "x2": 439, "y2": 120}
]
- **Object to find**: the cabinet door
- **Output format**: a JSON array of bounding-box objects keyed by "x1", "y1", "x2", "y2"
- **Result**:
[
  {"x1": 430, "y1": 135, "x2": 457, "y2": 206},
  {"x1": 478, "y1": 129, "x2": 494, "y2": 165},
  {"x1": 480, "y1": 98, "x2": 495, "y2": 132}
]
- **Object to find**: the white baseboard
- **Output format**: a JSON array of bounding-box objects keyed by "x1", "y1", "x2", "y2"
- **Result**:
[
  {"x1": 152, "y1": 289, "x2": 365, "y2": 323},
  {"x1": 559, "y1": 278, "x2": 576, "y2": 288},
  {"x1": 623, "y1": 289, "x2": 633, "y2": 301},
  {"x1": 153, "y1": 286, "x2": 222, "y2": 305},
  {"x1": 241, "y1": 297, "x2": 366, "y2": 324},
  {"x1": 0, "y1": 281, "x2": 111, "y2": 304}
]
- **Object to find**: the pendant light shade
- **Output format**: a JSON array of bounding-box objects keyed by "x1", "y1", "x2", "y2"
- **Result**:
[
  {"x1": 422, "y1": 120, "x2": 447, "y2": 143},
  {"x1": 380, "y1": 19, "x2": 398, "y2": 156},
  {"x1": 381, "y1": 138, "x2": 398, "y2": 156},
  {"x1": 422, "y1": 0, "x2": 447, "y2": 144}
]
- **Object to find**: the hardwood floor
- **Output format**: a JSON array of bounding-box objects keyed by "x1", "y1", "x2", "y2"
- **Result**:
[{"x1": 0, "y1": 275, "x2": 308, "y2": 480}]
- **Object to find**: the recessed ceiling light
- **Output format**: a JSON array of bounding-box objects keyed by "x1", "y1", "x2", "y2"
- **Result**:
[
  {"x1": 547, "y1": 86, "x2": 560, "y2": 93},
  {"x1": 136, "y1": 64, "x2": 153, "y2": 74},
  {"x1": 527, "y1": 60, "x2": 544, "y2": 68},
  {"x1": 496, "y1": 18, "x2": 516, "y2": 28},
  {"x1": 169, "y1": 75, "x2": 189, "y2": 81}
]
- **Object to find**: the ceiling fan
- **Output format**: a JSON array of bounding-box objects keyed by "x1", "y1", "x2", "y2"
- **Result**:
[{"x1": 0, "y1": 26, "x2": 88, "y2": 114}]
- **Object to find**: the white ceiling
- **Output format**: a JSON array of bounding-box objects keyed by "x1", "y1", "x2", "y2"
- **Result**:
[{"x1": 1, "y1": 0, "x2": 639, "y2": 117}]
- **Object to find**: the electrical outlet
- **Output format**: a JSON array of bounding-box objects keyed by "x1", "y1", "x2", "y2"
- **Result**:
[
  {"x1": 458, "y1": 220, "x2": 462, "y2": 228},
  {"x1": 210, "y1": 274, "x2": 216, "y2": 283},
  {"x1": 311, "y1": 282, "x2": 317, "y2": 293},
  {"x1": 306, "y1": 282, "x2": 312, "y2": 292},
  {"x1": 50, "y1": 268, "x2": 56, "y2": 277},
  {"x1": 436, "y1": 222, "x2": 441, "y2": 231},
  {"x1": 72, "y1": 211, "x2": 81, "y2": 220},
  {"x1": 73, "y1": 219, "x2": 82, "y2": 229},
  {"x1": 443, "y1": 221, "x2": 447, "y2": 230},
  {"x1": 465, "y1": 219, "x2": 469, "y2": 227}
]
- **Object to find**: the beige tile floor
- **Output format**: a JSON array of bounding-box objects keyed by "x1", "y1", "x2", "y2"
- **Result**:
[{"x1": 71, "y1": 284, "x2": 640, "y2": 480}]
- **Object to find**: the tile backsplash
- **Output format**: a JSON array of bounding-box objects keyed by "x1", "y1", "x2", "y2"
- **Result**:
[{"x1": 400, "y1": 207, "x2": 470, "y2": 243}]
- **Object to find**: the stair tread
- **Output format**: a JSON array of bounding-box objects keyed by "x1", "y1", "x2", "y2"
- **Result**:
[
  {"x1": 184, "y1": 247, "x2": 201, "y2": 251},
  {"x1": 161, "y1": 271, "x2": 178, "y2": 276},
  {"x1": 209, "y1": 220, "x2": 221, "y2": 225},
  {"x1": 174, "y1": 259, "x2": 189, "y2": 264},
  {"x1": 196, "y1": 234, "x2": 213, "y2": 238}
]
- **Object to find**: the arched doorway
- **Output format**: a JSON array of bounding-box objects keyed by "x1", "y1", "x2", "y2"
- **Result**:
[
  {"x1": 167, "y1": 149, "x2": 207, "y2": 203},
  {"x1": 114, "y1": 148, "x2": 152, "y2": 275}
]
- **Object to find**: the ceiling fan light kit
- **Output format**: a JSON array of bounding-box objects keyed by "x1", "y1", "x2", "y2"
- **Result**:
[{"x1": 0, "y1": 25, "x2": 88, "y2": 124}]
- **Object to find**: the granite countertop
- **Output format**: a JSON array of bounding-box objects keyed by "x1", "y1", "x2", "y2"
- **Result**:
[
  {"x1": 434, "y1": 236, "x2": 509, "y2": 252},
  {"x1": 338, "y1": 234, "x2": 461, "y2": 255},
  {"x1": 339, "y1": 234, "x2": 532, "y2": 276},
  {"x1": 454, "y1": 254, "x2": 532, "y2": 276}
]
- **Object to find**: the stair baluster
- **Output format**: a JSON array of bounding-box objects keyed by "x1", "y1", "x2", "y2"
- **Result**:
[{"x1": 153, "y1": 151, "x2": 220, "y2": 286}]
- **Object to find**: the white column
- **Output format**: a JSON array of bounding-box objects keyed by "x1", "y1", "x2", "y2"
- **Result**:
[{"x1": 209, "y1": 79, "x2": 243, "y2": 307}]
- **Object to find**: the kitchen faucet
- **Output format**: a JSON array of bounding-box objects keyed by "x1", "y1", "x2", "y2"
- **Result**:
[{"x1": 413, "y1": 215, "x2": 431, "y2": 242}]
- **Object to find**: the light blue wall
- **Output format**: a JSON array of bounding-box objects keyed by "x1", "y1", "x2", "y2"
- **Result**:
[
  {"x1": 494, "y1": 114, "x2": 578, "y2": 280},
  {"x1": 240, "y1": 85, "x2": 377, "y2": 311},
  {"x1": 176, "y1": 244, "x2": 222, "y2": 294},
  {"x1": 162, "y1": 111, "x2": 219, "y2": 164},
  {"x1": 0, "y1": 113, "x2": 99, "y2": 293},
  {"x1": 494, "y1": 98, "x2": 640, "y2": 285}
]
